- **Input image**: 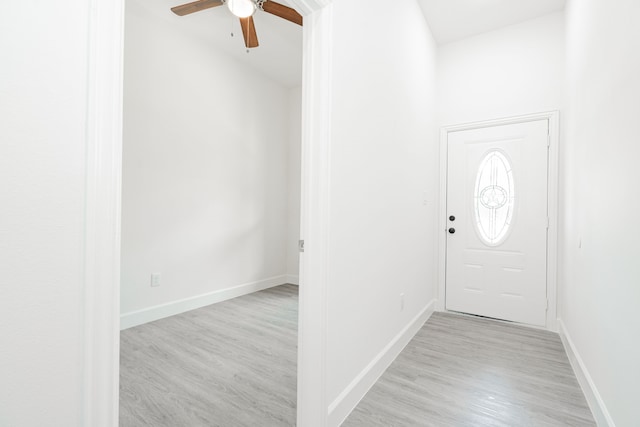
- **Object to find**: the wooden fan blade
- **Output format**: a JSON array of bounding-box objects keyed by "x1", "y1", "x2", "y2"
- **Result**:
[
  {"x1": 261, "y1": 1, "x2": 303, "y2": 26},
  {"x1": 239, "y1": 17, "x2": 259, "y2": 48},
  {"x1": 171, "y1": 0, "x2": 223, "y2": 16}
]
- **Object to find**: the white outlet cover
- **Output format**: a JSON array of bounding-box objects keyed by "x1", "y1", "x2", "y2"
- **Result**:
[{"x1": 151, "y1": 273, "x2": 161, "y2": 287}]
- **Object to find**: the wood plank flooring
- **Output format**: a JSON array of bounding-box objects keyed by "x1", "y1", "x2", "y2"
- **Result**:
[
  {"x1": 121, "y1": 288, "x2": 594, "y2": 427},
  {"x1": 119, "y1": 284, "x2": 298, "y2": 427},
  {"x1": 343, "y1": 312, "x2": 596, "y2": 427}
]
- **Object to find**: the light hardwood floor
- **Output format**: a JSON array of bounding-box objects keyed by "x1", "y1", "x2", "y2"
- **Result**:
[
  {"x1": 119, "y1": 284, "x2": 298, "y2": 427},
  {"x1": 344, "y1": 312, "x2": 596, "y2": 427},
  {"x1": 121, "y1": 288, "x2": 595, "y2": 427}
]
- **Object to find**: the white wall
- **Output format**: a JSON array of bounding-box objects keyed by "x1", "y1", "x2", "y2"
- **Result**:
[
  {"x1": 0, "y1": 2, "x2": 89, "y2": 425},
  {"x1": 325, "y1": 0, "x2": 439, "y2": 420},
  {"x1": 287, "y1": 86, "x2": 302, "y2": 283},
  {"x1": 438, "y1": 12, "x2": 565, "y2": 126},
  {"x1": 121, "y1": 0, "x2": 296, "y2": 319},
  {"x1": 560, "y1": 0, "x2": 640, "y2": 425}
]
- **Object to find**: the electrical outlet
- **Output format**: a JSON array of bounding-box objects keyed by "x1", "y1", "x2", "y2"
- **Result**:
[
  {"x1": 422, "y1": 190, "x2": 434, "y2": 206},
  {"x1": 151, "y1": 273, "x2": 161, "y2": 287},
  {"x1": 400, "y1": 293, "x2": 405, "y2": 311}
]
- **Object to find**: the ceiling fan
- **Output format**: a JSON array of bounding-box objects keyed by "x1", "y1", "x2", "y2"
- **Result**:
[{"x1": 171, "y1": 0, "x2": 303, "y2": 49}]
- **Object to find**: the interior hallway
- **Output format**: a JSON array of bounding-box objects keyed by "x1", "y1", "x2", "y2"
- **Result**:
[{"x1": 344, "y1": 312, "x2": 595, "y2": 426}]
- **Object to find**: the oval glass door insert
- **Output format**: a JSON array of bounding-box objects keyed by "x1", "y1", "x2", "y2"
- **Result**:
[{"x1": 474, "y1": 150, "x2": 515, "y2": 245}]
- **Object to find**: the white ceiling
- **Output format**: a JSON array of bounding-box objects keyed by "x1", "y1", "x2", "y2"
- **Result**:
[
  {"x1": 143, "y1": 0, "x2": 303, "y2": 88},
  {"x1": 140, "y1": 0, "x2": 567, "y2": 88},
  {"x1": 416, "y1": 0, "x2": 566, "y2": 45}
]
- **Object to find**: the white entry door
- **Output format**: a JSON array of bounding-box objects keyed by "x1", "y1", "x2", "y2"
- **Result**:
[{"x1": 446, "y1": 120, "x2": 549, "y2": 326}]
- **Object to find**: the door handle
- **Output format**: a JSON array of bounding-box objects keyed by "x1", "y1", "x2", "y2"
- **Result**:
[{"x1": 449, "y1": 228, "x2": 456, "y2": 234}]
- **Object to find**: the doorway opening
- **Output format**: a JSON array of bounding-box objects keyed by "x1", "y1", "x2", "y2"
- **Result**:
[{"x1": 118, "y1": 0, "x2": 303, "y2": 424}]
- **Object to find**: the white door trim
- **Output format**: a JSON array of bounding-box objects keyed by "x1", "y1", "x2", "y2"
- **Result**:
[
  {"x1": 91, "y1": 0, "x2": 332, "y2": 424},
  {"x1": 437, "y1": 111, "x2": 560, "y2": 331},
  {"x1": 83, "y1": 0, "x2": 124, "y2": 425},
  {"x1": 288, "y1": 0, "x2": 333, "y2": 425}
]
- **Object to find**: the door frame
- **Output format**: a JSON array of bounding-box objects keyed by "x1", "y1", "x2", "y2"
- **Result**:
[
  {"x1": 291, "y1": 1, "x2": 333, "y2": 426},
  {"x1": 437, "y1": 111, "x2": 560, "y2": 331},
  {"x1": 83, "y1": 0, "x2": 124, "y2": 424},
  {"x1": 92, "y1": 0, "x2": 331, "y2": 424}
]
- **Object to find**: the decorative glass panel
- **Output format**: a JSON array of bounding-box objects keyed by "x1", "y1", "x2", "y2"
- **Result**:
[{"x1": 474, "y1": 150, "x2": 515, "y2": 245}]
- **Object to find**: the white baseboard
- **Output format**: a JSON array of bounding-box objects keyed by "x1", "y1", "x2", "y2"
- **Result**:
[
  {"x1": 285, "y1": 274, "x2": 299, "y2": 285},
  {"x1": 558, "y1": 319, "x2": 615, "y2": 427},
  {"x1": 120, "y1": 275, "x2": 289, "y2": 330},
  {"x1": 328, "y1": 299, "x2": 437, "y2": 426}
]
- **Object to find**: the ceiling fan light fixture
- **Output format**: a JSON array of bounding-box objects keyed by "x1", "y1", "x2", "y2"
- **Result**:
[{"x1": 227, "y1": 0, "x2": 256, "y2": 18}]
